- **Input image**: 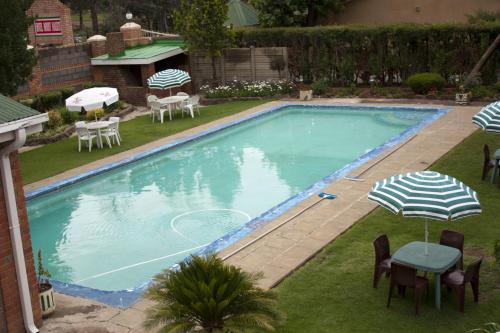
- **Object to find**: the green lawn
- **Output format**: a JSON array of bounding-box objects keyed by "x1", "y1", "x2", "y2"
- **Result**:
[
  {"x1": 20, "y1": 100, "x2": 270, "y2": 185},
  {"x1": 276, "y1": 130, "x2": 500, "y2": 332}
]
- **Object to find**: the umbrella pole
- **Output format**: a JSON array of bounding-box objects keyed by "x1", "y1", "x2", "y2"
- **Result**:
[{"x1": 425, "y1": 219, "x2": 429, "y2": 255}]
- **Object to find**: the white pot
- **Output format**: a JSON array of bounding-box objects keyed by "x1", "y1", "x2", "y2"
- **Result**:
[
  {"x1": 39, "y1": 283, "x2": 56, "y2": 317},
  {"x1": 300, "y1": 90, "x2": 313, "y2": 101}
]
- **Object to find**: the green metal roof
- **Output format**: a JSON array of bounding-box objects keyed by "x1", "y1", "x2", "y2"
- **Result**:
[
  {"x1": 227, "y1": 0, "x2": 259, "y2": 27},
  {"x1": 0, "y1": 94, "x2": 40, "y2": 125},
  {"x1": 92, "y1": 39, "x2": 185, "y2": 62}
]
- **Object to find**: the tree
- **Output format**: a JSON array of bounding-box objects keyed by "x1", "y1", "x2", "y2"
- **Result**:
[
  {"x1": 251, "y1": 0, "x2": 348, "y2": 27},
  {"x1": 0, "y1": 0, "x2": 36, "y2": 95},
  {"x1": 144, "y1": 254, "x2": 284, "y2": 332},
  {"x1": 173, "y1": 0, "x2": 234, "y2": 80}
]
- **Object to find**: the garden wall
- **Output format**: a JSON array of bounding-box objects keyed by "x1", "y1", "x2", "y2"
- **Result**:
[
  {"x1": 235, "y1": 23, "x2": 500, "y2": 85},
  {"x1": 190, "y1": 47, "x2": 289, "y2": 90},
  {"x1": 17, "y1": 43, "x2": 93, "y2": 97}
]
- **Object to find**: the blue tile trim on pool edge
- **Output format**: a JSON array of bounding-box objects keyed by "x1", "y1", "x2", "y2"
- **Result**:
[{"x1": 28, "y1": 103, "x2": 450, "y2": 308}]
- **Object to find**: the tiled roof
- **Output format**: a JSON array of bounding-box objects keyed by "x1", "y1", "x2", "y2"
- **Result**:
[{"x1": 0, "y1": 94, "x2": 40, "y2": 124}]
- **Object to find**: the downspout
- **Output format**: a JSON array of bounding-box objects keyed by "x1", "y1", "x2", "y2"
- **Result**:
[{"x1": 0, "y1": 128, "x2": 39, "y2": 333}]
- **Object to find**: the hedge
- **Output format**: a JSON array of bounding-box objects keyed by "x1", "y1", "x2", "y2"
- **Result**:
[{"x1": 235, "y1": 23, "x2": 500, "y2": 86}]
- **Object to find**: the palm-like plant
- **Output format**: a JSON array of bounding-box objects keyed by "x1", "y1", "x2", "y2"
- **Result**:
[
  {"x1": 144, "y1": 254, "x2": 284, "y2": 333},
  {"x1": 468, "y1": 322, "x2": 500, "y2": 333}
]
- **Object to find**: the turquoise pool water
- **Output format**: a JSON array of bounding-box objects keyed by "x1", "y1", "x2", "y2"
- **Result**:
[{"x1": 27, "y1": 105, "x2": 440, "y2": 291}]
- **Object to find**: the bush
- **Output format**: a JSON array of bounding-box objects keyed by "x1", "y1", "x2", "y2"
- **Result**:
[
  {"x1": 201, "y1": 80, "x2": 295, "y2": 98},
  {"x1": 86, "y1": 108, "x2": 105, "y2": 121},
  {"x1": 405, "y1": 73, "x2": 446, "y2": 94},
  {"x1": 311, "y1": 80, "x2": 329, "y2": 95},
  {"x1": 471, "y1": 85, "x2": 497, "y2": 99},
  {"x1": 53, "y1": 106, "x2": 78, "y2": 124},
  {"x1": 235, "y1": 23, "x2": 500, "y2": 86},
  {"x1": 83, "y1": 81, "x2": 106, "y2": 89},
  {"x1": 47, "y1": 111, "x2": 63, "y2": 128},
  {"x1": 31, "y1": 88, "x2": 75, "y2": 112}
]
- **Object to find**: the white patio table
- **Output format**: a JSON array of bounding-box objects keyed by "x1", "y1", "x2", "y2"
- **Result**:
[
  {"x1": 85, "y1": 121, "x2": 112, "y2": 149},
  {"x1": 157, "y1": 95, "x2": 191, "y2": 120}
]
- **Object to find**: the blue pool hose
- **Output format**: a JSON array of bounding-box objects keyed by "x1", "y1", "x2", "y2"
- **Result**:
[{"x1": 222, "y1": 192, "x2": 337, "y2": 260}]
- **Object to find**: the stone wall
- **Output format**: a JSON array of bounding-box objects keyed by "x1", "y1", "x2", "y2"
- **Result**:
[
  {"x1": 26, "y1": 0, "x2": 74, "y2": 47},
  {"x1": 0, "y1": 151, "x2": 42, "y2": 332}
]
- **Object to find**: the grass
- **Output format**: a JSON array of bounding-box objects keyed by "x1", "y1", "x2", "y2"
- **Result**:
[
  {"x1": 20, "y1": 100, "x2": 271, "y2": 185},
  {"x1": 276, "y1": 130, "x2": 500, "y2": 332}
]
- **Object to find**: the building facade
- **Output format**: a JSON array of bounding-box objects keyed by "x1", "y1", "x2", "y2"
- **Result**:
[{"x1": 26, "y1": 0, "x2": 74, "y2": 47}]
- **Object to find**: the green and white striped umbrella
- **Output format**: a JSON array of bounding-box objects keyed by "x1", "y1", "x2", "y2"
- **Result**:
[
  {"x1": 472, "y1": 101, "x2": 500, "y2": 133},
  {"x1": 147, "y1": 69, "x2": 191, "y2": 90},
  {"x1": 368, "y1": 171, "x2": 481, "y2": 253}
]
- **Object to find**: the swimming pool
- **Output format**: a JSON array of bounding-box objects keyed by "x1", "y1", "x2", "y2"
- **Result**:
[{"x1": 26, "y1": 104, "x2": 447, "y2": 304}]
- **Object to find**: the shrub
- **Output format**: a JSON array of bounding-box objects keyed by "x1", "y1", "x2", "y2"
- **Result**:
[
  {"x1": 32, "y1": 91, "x2": 63, "y2": 112},
  {"x1": 405, "y1": 73, "x2": 446, "y2": 94},
  {"x1": 311, "y1": 80, "x2": 329, "y2": 95},
  {"x1": 47, "y1": 111, "x2": 63, "y2": 128},
  {"x1": 86, "y1": 108, "x2": 105, "y2": 121},
  {"x1": 471, "y1": 85, "x2": 497, "y2": 99},
  {"x1": 53, "y1": 106, "x2": 77, "y2": 124},
  {"x1": 144, "y1": 254, "x2": 284, "y2": 332},
  {"x1": 82, "y1": 81, "x2": 106, "y2": 89},
  {"x1": 201, "y1": 80, "x2": 295, "y2": 98}
]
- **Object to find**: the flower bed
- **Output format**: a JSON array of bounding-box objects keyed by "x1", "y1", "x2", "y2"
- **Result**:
[{"x1": 201, "y1": 80, "x2": 295, "y2": 98}]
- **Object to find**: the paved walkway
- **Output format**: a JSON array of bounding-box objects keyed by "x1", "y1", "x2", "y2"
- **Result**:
[{"x1": 36, "y1": 99, "x2": 481, "y2": 332}]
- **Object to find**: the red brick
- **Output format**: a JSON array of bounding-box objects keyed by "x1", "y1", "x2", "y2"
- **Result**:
[{"x1": 0, "y1": 152, "x2": 42, "y2": 332}]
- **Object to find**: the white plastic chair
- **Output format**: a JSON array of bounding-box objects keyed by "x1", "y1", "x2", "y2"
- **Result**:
[
  {"x1": 101, "y1": 121, "x2": 120, "y2": 146},
  {"x1": 151, "y1": 101, "x2": 171, "y2": 123},
  {"x1": 75, "y1": 126, "x2": 96, "y2": 152},
  {"x1": 75, "y1": 121, "x2": 86, "y2": 128},
  {"x1": 109, "y1": 117, "x2": 122, "y2": 141},
  {"x1": 182, "y1": 95, "x2": 200, "y2": 118},
  {"x1": 147, "y1": 95, "x2": 158, "y2": 119}
]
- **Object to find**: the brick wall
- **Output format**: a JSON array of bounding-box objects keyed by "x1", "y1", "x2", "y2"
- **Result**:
[
  {"x1": 0, "y1": 151, "x2": 42, "y2": 332},
  {"x1": 16, "y1": 44, "x2": 93, "y2": 97},
  {"x1": 26, "y1": 0, "x2": 74, "y2": 47}
]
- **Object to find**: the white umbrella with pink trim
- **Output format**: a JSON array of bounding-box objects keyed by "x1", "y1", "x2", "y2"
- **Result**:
[{"x1": 65, "y1": 87, "x2": 119, "y2": 113}]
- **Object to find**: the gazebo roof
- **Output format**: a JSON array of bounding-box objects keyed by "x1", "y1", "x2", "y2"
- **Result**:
[
  {"x1": 0, "y1": 94, "x2": 40, "y2": 124},
  {"x1": 0, "y1": 94, "x2": 47, "y2": 143}
]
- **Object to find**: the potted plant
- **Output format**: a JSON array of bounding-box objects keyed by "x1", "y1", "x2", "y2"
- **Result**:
[{"x1": 37, "y1": 249, "x2": 56, "y2": 317}]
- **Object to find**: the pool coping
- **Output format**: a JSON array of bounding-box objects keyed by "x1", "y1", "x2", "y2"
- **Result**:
[{"x1": 25, "y1": 102, "x2": 450, "y2": 307}]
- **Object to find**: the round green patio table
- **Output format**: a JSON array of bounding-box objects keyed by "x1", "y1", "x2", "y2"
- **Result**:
[{"x1": 392, "y1": 241, "x2": 462, "y2": 309}]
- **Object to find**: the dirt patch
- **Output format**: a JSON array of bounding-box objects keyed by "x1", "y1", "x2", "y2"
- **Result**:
[
  {"x1": 464, "y1": 247, "x2": 489, "y2": 258},
  {"x1": 50, "y1": 304, "x2": 103, "y2": 319}
]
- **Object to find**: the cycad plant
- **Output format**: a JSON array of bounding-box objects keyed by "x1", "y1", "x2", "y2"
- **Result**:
[
  {"x1": 468, "y1": 322, "x2": 500, "y2": 333},
  {"x1": 144, "y1": 254, "x2": 284, "y2": 333}
]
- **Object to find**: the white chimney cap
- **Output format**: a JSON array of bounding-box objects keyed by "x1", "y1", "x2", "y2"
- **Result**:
[
  {"x1": 87, "y1": 35, "x2": 107, "y2": 42},
  {"x1": 120, "y1": 22, "x2": 141, "y2": 30}
]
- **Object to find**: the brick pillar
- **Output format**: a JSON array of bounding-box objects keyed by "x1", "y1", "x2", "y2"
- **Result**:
[
  {"x1": 0, "y1": 151, "x2": 42, "y2": 332},
  {"x1": 106, "y1": 32, "x2": 125, "y2": 57}
]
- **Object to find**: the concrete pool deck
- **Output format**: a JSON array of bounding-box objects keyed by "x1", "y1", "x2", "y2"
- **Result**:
[{"x1": 30, "y1": 98, "x2": 481, "y2": 332}]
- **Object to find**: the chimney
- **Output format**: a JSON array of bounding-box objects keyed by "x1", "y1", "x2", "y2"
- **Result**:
[
  {"x1": 106, "y1": 32, "x2": 125, "y2": 56},
  {"x1": 87, "y1": 35, "x2": 107, "y2": 57},
  {"x1": 120, "y1": 22, "x2": 151, "y2": 48}
]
